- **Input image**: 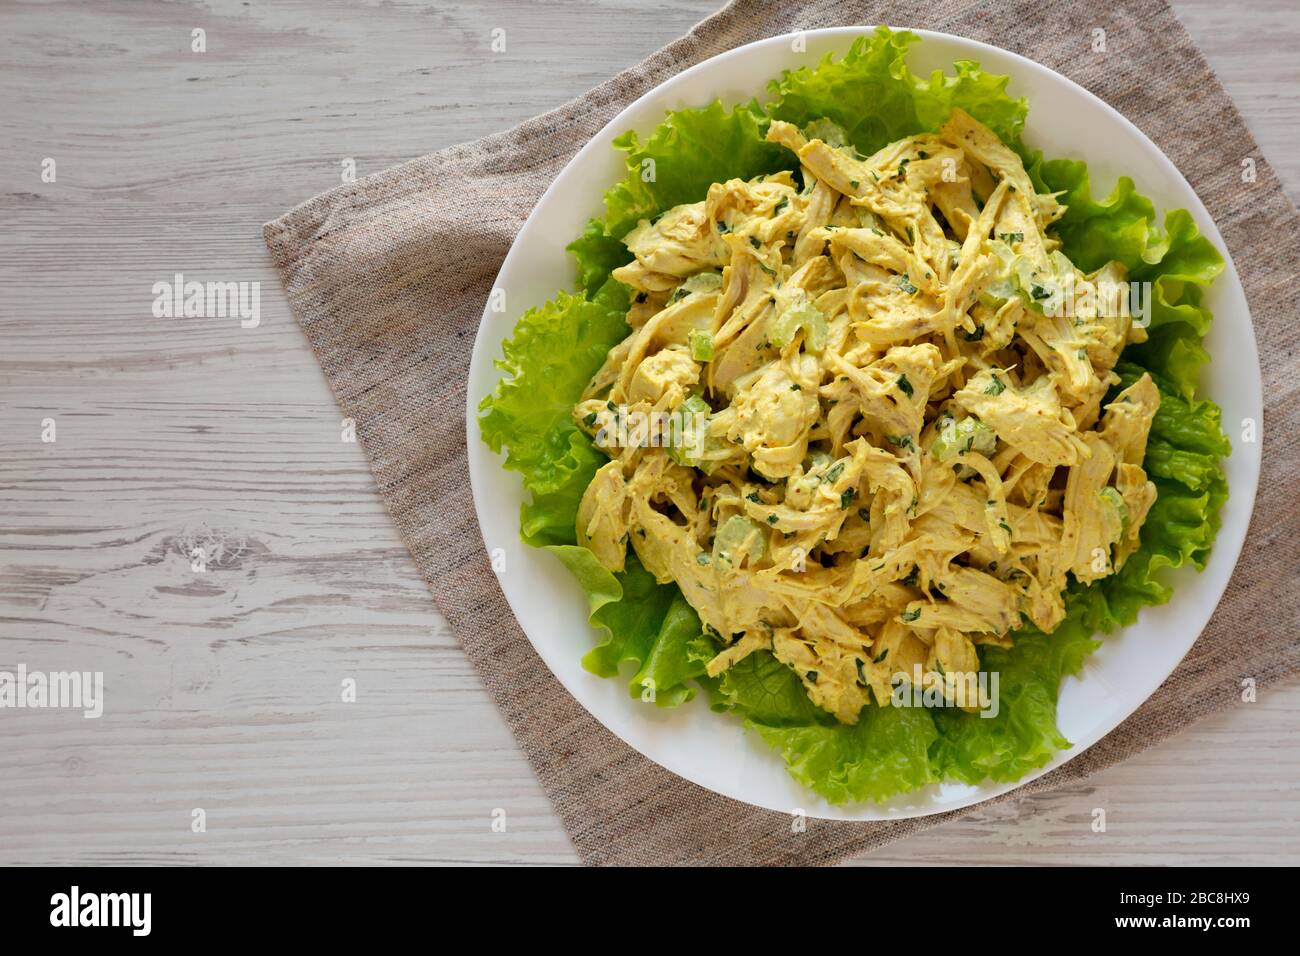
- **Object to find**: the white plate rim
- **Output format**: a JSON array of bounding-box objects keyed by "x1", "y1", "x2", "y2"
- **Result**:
[{"x1": 464, "y1": 26, "x2": 1263, "y2": 820}]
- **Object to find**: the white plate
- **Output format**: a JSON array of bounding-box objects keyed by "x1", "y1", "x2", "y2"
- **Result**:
[{"x1": 465, "y1": 28, "x2": 1262, "y2": 820}]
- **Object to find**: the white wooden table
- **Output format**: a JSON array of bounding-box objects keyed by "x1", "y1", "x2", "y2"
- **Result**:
[{"x1": 1, "y1": 0, "x2": 1296, "y2": 866}]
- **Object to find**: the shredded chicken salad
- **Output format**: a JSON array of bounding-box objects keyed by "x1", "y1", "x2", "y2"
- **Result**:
[{"x1": 569, "y1": 108, "x2": 1160, "y2": 726}]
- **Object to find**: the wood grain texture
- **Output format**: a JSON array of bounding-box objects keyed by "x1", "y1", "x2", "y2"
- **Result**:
[{"x1": 0, "y1": 0, "x2": 1296, "y2": 866}]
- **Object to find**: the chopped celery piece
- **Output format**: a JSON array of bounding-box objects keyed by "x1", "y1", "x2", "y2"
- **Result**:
[
  {"x1": 689, "y1": 329, "x2": 715, "y2": 361},
  {"x1": 1098, "y1": 486, "x2": 1130, "y2": 535},
  {"x1": 769, "y1": 299, "x2": 827, "y2": 352},
  {"x1": 930, "y1": 416, "x2": 997, "y2": 461},
  {"x1": 712, "y1": 514, "x2": 767, "y2": 568},
  {"x1": 682, "y1": 272, "x2": 722, "y2": 294}
]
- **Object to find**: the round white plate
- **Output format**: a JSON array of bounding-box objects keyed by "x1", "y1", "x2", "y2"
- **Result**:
[{"x1": 465, "y1": 28, "x2": 1262, "y2": 820}]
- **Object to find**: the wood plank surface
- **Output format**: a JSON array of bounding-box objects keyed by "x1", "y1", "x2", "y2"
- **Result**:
[{"x1": 0, "y1": 0, "x2": 1296, "y2": 866}]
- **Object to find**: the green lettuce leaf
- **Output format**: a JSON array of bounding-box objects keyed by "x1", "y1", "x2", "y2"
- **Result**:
[
  {"x1": 478, "y1": 280, "x2": 629, "y2": 545},
  {"x1": 753, "y1": 703, "x2": 939, "y2": 804},
  {"x1": 766, "y1": 28, "x2": 1029, "y2": 157},
  {"x1": 567, "y1": 99, "x2": 790, "y2": 293},
  {"x1": 549, "y1": 546, "x2": 710, "y2": 708}
]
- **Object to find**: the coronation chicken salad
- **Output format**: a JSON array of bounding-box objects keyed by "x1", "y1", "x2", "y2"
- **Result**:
[{"x1": 570, "y1": 109, "x2": 1160, "y2": 726}]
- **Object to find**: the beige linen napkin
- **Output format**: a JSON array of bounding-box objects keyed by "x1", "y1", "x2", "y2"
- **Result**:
[{"x1": 265, "y1": 0, "x2": 1300, "y2": 866}]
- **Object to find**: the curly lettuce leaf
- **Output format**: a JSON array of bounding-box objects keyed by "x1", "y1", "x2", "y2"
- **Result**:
[
  {"x1": 567, "y1": 100, "x2": 789, "y2": 294},
  {"x1": 712, "y1": 649, "x2": 937, "y2": 803},
  {"x1": 549, "y1": 546, "x2": 710, "y2": 708},
  {"x1": 766, "y1": 26, "x2": 1028, "y2": 157},
  {"x1": 478, "y1": 280, "x2": 629, "y2": 545},
  {"x1": 567, "y1": 219, "x2": 633, "y2": 298},
  {"x1": 711, "y1": 649, "x2": 826, "y2": 725},
  {"x1": 753, "y1": 703, "x2": 939, "y2": 804}
]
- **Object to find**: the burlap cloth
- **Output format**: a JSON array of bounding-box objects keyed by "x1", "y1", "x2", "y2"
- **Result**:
[{"x1": 264, "y1": 0, "x2": 1300, "y2": 865}]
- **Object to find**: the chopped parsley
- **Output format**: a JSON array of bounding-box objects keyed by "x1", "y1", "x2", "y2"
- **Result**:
[
  {"x1": 984, "y1": 374, "x2": 1006, "y2": 395},
  {"x1": 896, "y1": 373, "x2": 914, "y2": 398}
]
